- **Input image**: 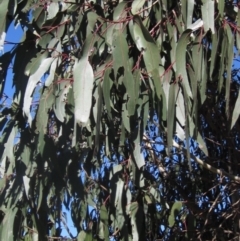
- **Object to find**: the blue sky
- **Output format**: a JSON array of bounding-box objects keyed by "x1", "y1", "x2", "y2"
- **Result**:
[{"x1": 2, "y1": 21, "x2": 22, "y2": 107}]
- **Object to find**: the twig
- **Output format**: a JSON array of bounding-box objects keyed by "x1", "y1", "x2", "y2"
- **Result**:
[{"x1": 172, "y1": 141, "x2": 240, "y2": 183}]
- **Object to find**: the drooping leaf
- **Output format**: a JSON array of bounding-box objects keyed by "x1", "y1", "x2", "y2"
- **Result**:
[
  {"x1": 225, "y1": 25, "x2": 234, "y2": 118},
  {"x1": 186, "y1": 0, "x2": 194, "y2": 28},
  {"x1": 231, "y1": 88, "x2": 240, "y2": 129},
  {"x1": 47, "y1": 2, "x2": 59, "y2": 20},
  {"x1": 23, "y1": 175, "x2": 30, "y2": 199},
  {"x1": 45, "y1": 58, "x2": 58, "y2": 87},
  {"x1": 124, "y1": 69, "x2": 136, "y2": 116},
  {"x1": 176, "y1": 29, "x2": 192, "y2": 98},
  {"x1": 94, "y1": 83, "x2": 103, "y2": 154},
  {"x1": 102, "y1": 68, "x2": 112, "y2": 119},
  {"x1": 23, "y1": 57, "x2": 54, "y2": 124},
  {"x1": 122, "y1": 96, "x2": 130, "y2": 132},
  {"x1": 33, "y1": 7, "x2": 46, "y2": 29},
  {"x1": 112, "y1": 32, "x2": 128, "y2": 77},
  {"x1": 54, "y1": 80, "x2": 71, "y2": 122},
  {"x1": 0, "y1": 207, "x2": 18, "y2": 241},
  {"x1": 0, "y1": 0, "x2": 9, "y2": 38},
  {"x1": 131, "y1": 15, "x2": 161, "y2": 74},
  {"x1": 133, "y1": 143, "x2": 145, "y2": 169},
  {"x1": 201, "y1": 0, "x2": 215, "y2": 34},
  {"x1": 168, "y1": 201, "x2": 182, "y2": 227},
  {"x1": 73, "y1": 58, "x2": 94, "y2": 124},
  {"x1": 131, "y1": 0, "x2": 146, "y2": 15},
  {"x1": 129, "y1": 202, "x2": 139, "y2": 240},
  {"x1": 167, "y1": 83, "x2": 175, "y2": 150}
]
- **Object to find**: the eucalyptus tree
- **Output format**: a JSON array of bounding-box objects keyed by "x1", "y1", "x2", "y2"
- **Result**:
[{"x1": 0, "y1": 0, "x2": 240, "y2": 240}]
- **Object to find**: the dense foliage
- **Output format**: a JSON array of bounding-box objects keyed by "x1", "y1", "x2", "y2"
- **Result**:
[{"x1": 1, "y1": 0, "x2": 240, "y2": 240}]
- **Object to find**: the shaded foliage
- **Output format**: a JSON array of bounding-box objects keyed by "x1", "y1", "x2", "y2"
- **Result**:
[{"x1": 0, "y1": 0, "x2": 240, "y2": 240}]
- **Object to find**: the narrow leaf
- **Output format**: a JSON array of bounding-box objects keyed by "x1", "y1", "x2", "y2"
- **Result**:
[
  {"x1": 201, "y1": 0, "x2": 215, "y2": 33},
  {"x1": 131, "y1": 0, "x2": 145, "y2": 15},
  {"x1": 73, "y1": 59, "x2": 94, "y2": 124},
  {"x1": 168, "y1": 201, "x2": 182, "y2": 227},
  {"x1": 231, "y1": 89, "x2": 240, "y2": 129},
  {"x1": 167, "y1": 83, "x2": 175, "y2": 150},
  {"x1": 23, "y1": 57, "x2": 54, "y2": 124}
]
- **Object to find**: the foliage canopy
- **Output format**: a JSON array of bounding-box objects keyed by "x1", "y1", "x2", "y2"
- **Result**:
[{"x1": 1, "y1": 0, "x2": 240, "y2": 240}]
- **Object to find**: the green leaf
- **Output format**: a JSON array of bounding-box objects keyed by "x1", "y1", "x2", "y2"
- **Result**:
[
  {"x1": 181, "y1": 0, "x2": 187, "y2": 26},
  {"x1": 217, "y1": 31, "x2": 227, "y2": 95},
  {"x1": 45, "y1": 58, "x2": 58, "y2": 87},
  {"x1": 56, "y1": 16, "x2": 66, "y2": 39},
  {"x1": 112, "y1": 1, "x2": 128, "y2": 32},
  {"x1": 175, "y1": 84, "x2": 185, "y2": 127},
  {"x1": 186, "y1": 0, "x2": 194, "y2": 27},
  {"x1": 182, "y1": 83, "x2": 191, "y2": 171},
  {"x1": 0, "y1": 116, "x2": 7, "y2": 132},
  {"x1": 37, "y1": 180, "x2": 43, "y2": 211},
  {"x1": 84, "y1": 12, "x2": 98, "y2": 38},
  {"x1": 94, "y1": 83, "x2": 103, "y2": 154},
  {"x1": 199, "y1": 48, "x2": 207, "y2": 105},
  {"x1": 112, "y1": 33, "x2": 128, "y2": 77},
  {"x1": 176, "y1": 29, "x2": 192, "y2": 98},
  {"x1": 124, "y1": 69, "x2": 136, "y2": 116},
  {"x1": 54, "y1": 81, "x2": 71, "y2": 122},
  {"x1": 151, "y1": 68, "x2": 164, "y2": 100},
  {"x1": 35, "y1": 87, "x2": 54, "y2": 133},
  {"x1": 167, "y1": 83, "x2": 175, "y2": 150},
  {"x1": 131, "y1": 0, "x2": 145, "y2": 15},
  {"x1": 142, "y1": 94, "x2": 149, "y2": 137},
  {"x1": 231, "y1": 88, "x2": 240, "y2": 129},
  {"x1": 0, "y1": 0, "x2": 9, "y2": 37},
  {"x1": 100, "y1": 205, "x2": 108, "y2": 222},
  {"x1": 0, "y1": 207, "x2": 18, "y2": 241},
  {"x1": 21, "y1": 145, "x2": 31, "y2": 167},
  {"x1": 77, "y1": 231, "x2": 86, "y2": 241},
  {"x1": 103, "y1": 68, "x2": 112, "y2": 120},
  {"x1": 188, "y1": 50, "x2": 199, "y2": 119},
  {"x1": 201, "y1": 0, "x2": 215, "y2": 33},
  {"x1": 85, "y1": 233, "x2": 97, "y2": 241},
  {"x1": 174, "y1": 12, "x2": 184, "y2": 34},
  {"x1": 73, "y1": 58, "x2": 94, "y2": 124},
  {"x1": 131, "y1": 15, "x2": 161, "y2": 73},
  {"x1": 23, "y1": 175, "x2": 30, "y2": 199},
  {"x1": 47, "y1": 2, "x2": 59, "y2": 20},
  {"x1": 129, "y1": 202, "x2": 139, "y2": 240},
  {"x1": 197, "y1": 131, "x2": 208, "y2": 156},
  {"x1": 237, "y1": 10, "x2": 240, "y2": 52},
  {"x1": 122, "y1": 96, "x2": 130, "y2": 132},
  {"x1": 23, "y1": 57, "x2": 54, "y2": 124},
  {"x1": 218, "y1": 0, "x2": 225, "y2": 18},
  {"x1": 209, "y1": 30, "x2": 220, "y2": 80},
  {"x1": 25, "y1": 51, "x2": 49, "y2": 77},
  {"x1": 33, "y1": 7, "x2": 46, "y2": 29},
  {"x1": 225, "y1": 25, "x2": 234, "y2": 117},
  {"x1": 168, "y1": 201, "x2": 182, "y2": 227},
  {"x1": 149, "y1": 187, "x2": 161, "y2": 203},
  {"x1": 133, "y1": 143, "x2": 145, "y2": 169}
]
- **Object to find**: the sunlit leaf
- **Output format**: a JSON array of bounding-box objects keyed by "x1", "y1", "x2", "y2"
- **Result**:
[
  {"x1": 201, "y1": 0, "x2": 215, "y2": 34},
  {"x1": 23, "y1": 57, "x2": 54, "y2": 124},
  {"x1": 168, "y1": 201, "x2": 182, "y2": 227},
  {"x1": 131, "y1": 0, "x2": 145, "y2": 15},
  {"x1": 73, "y1": 58, "x2": 94, "y2": 124}
]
